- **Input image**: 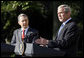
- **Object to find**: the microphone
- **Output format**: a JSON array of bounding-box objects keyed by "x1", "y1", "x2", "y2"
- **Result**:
[{"x1": 25, "y1": 32, "x2": 40, "y2": 43}]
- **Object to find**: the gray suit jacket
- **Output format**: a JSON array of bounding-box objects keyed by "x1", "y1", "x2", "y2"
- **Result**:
[{"x1": 11, "y1": 27, "x2": 39, "y2": 46}]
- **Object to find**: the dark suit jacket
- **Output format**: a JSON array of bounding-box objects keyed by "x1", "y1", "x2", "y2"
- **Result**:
[
  {"x1": 48, "y1": 19, "x2": 80, "y2": 56},
  {"x1": 11, "y1": 27, "x2": 39, "y2": 46}
]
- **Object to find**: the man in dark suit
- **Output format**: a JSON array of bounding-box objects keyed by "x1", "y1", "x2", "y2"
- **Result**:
[
  {"x1": 11, "y1": 13, "x2": 39, "y2": 46},
  {"x1": 35, "y1": 4, "x2": 80, "y2": 56}
]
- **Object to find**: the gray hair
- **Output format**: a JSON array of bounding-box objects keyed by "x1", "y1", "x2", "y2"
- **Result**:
[
  {"x1": 58, "y1": 4, "x2": 71, "y2": 13},
  {"x1": 18, "y1": 13, "x2": 28, "y2": 21}
]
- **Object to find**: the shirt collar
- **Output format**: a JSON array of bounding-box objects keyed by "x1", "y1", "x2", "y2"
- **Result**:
[
  {"x1": 63, "y1": 17, "x2": 71, "y2": 25},
  {"x1": 21, "y1": 26, "x2": 29, "y2": 32}
]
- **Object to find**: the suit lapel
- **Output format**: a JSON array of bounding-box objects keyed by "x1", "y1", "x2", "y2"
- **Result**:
[
  {"x1": 25, "y1": 28, "x2": 30, "y2": 37},
  {"x1": 25, "y1": 27, "x2": 34, "y2": 43},
  {"x1": 57, "y1": 25, "x2": 66, "y2": 40},
  {"x1": 25, "y1": 28, "x2": 33, "y2": 36},
  {"x1": 18, "y1": 28, "x2": 22, "y2": 42},
  {"x1": 60, "y1": 19, "x2": 73, "y2": 36},
  {"x1": 59, "y1": 25, "x2": 66, "y2": 36}
]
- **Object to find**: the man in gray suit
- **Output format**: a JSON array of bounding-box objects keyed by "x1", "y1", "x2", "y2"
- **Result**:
[
  {"x1": 11, "y1": 13, "x2": 39, "y2": 46},
  {"x1": 35, "y1": 4, "x2": 80, "y2": 56}
]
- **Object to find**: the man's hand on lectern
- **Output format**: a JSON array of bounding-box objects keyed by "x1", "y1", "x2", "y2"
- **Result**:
[{"x1": 35, "y1": 37, "x2": 49, "y2": 46}]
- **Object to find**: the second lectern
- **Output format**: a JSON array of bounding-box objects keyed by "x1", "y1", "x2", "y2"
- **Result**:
[{"x1": 15, "y1": 43, "x2": 65, "y2": 57}]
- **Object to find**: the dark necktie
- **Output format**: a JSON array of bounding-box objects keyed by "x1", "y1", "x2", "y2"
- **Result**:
[{"x1": 22, "y1": 29, "x2": 25, "y2": 41}]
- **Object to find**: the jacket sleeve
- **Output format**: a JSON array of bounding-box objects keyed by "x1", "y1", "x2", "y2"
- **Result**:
[{"x1": 11, "y1": 30, "x2": 17, "y2": 46}]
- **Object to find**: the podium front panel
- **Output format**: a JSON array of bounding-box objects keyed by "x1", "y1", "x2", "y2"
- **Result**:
[{"x1": 24, "y1": 43, "x2": 65, "y2": 57}]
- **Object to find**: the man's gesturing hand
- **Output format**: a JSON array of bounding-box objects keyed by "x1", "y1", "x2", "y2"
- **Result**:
[{"x1": 35, "y1": 37, "x2": 49, "y2": 45}]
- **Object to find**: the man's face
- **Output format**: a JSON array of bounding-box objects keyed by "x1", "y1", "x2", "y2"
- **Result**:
[
  {"x1": 18, "y1": 16, "x2": 29, "y2": 29},
  {"x1": 57, "y1": 7, "x2": 70, "y2": 22}
]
